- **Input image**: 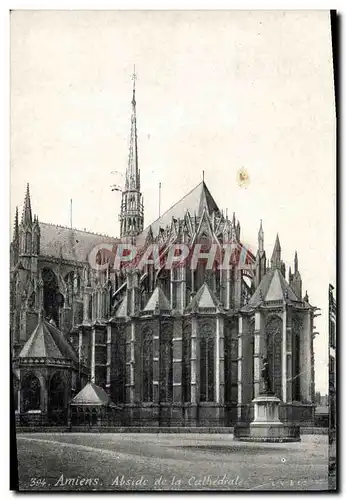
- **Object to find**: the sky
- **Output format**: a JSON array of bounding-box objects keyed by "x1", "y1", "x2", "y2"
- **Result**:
[{"x1": 10, "y1": 10, "x2": 335, "y2": 393}]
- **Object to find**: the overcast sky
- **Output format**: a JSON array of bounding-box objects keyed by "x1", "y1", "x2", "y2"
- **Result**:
[{"x1": 10, "y1": 10, "x2": 335, "y2": 393}]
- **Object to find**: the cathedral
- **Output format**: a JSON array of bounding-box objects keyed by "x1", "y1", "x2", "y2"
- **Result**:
[{"x1": 11, "y1": 76, "x2": 317, "y2": 428}]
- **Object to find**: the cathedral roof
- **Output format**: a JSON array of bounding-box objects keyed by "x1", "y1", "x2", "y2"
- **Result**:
[
  {"x1": 186, "y1": 282, "x2": 221, "y2": 312},
  {"x1": 143, "y1": 286, "x2": 171, "y2": 313},
  {"x1": 19, "y1": 317, "x2": 79, "y2": 363},
  {"x1": 243, "y1": 267, "x2": 299, "y2": 310},
  {"x1": 138, "y1": 181, "x2": 220, "y2": 242},
  {"x1": 70, "y1": 382, "x2": 110, "y2": 406},
  {"x1": 39, "y1": 222, "x2": 119, "y2": 262}
]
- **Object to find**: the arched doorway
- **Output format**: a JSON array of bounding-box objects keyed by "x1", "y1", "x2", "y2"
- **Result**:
[
  {"x1": 22, "y1": 373, "x2": 41, "y2": 412},
  {"x1": 48, "y1": 372, "x2": 67, "y2": 424}
]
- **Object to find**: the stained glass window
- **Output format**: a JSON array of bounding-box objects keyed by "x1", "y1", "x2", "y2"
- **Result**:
[
  {"x1": 142, "y1": 328, "x2": 153, "y2": 402},
  {"x1": 160, "y1": 325, "x2": 173, "y2": 402},
  {"x1": 292, "y1": 317, "x2": 302, "y2": 401},
  {"x1": 182, "y1": 324, "x2": 191, "y2": 403},
  {"x1": 199, "y1": 324, "x2": 214, "y2": 402}
]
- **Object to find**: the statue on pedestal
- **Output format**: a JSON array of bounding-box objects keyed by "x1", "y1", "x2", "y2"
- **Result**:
[{"x1": 260, "y1": 356, "x2": 273, "y2": 394}]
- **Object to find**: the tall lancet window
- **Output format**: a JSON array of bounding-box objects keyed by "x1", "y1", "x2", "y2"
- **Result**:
[
  {"x1": 160, "y1": 324, "x2": 173, "y2": 402},
  {"x1": 25, "y1": 232, "x2": 32, "y2": 254},
  {"x1": 142, "y1": 328, "x2": 153, "y2": 402},
  {"x1": 182, "y1": 324, "x2": 191, "y2": 403},
  {"x1": 266, "y1": 316, "x2": 283, "y2": 399},
  {"x1": 199, "y1": 323, "x2": 215, "y2": 402},
  {"x1": 292, "y1": 317, "x2": 302, "y2": 401}
]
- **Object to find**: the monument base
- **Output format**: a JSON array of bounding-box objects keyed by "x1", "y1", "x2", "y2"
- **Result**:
[{"x1": 234, "y1": 393, "x2": 301, "y2": 442}]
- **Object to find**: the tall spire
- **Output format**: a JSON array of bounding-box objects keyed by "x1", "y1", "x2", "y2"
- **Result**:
[
  {"x1": 11, "y1": 206, "x2": 20, "y2": 265},
  {"x1": 119, "y1": 67, "x2": 144, "y2": 240},
  {"x1": 236, "y1": 220, "x2": 241, "y2": 240},
  {"x1": 255, "y1": 219, "x2": 266, "y2": 288},
  {"x1": 270, "y1": 233, "x2": 281, "y2": 268},
  {"x1": 21, "y1": 183, "x2": 32, "y2": 225},
  {"x1": 294, "y1": 250, "x2": 298, "y2": 273},
  {"x1": 258, "y1": 219, "x2": 264, "y2": 252},
  {"x1": 13, "y1": 206, "x2": 19, "y2": 242},
  {"x1": 232, "y1": 212, "x2": 236, "y2": 229},
  {"x1": 291, "y1": 250, "x2": 302, "y2": 299},
  {"x1": 125, "y1": 65, "x2": 140, "y2": 191}
]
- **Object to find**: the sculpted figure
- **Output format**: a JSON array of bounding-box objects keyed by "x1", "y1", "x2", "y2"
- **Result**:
[{"x1": 261, "y1": 356, "x2": 272, "y2": 394}]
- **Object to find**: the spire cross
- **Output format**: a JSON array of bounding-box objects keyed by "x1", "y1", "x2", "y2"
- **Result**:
[
  {"x1": 131, "y1": 66, "x2": 137, "y2": 81},
  {"x1": 131, "y1": 65, "x2": 137, "y2": 94}
]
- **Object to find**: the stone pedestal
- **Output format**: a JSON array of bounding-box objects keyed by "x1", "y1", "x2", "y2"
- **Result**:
[
  {"x1": 234, "y1": 393, "x2": 301, "y2": 442},
  {"x1": 251, "y1": 394, "x2": 282, "y2": 426}
]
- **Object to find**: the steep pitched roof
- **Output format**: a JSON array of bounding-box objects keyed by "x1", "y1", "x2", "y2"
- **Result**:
[
  {"x1": 19, "y1": 317, "x2": 78, "y2": 363},
  {"x1": 143, "y1": 286, "x2": 171, "y2": 312},
  {"x1": 186, "y1": 282, "x2": 221, "y2": 312},
  {"x1": 137, "y1": 181, "x2": 219, "y2": 242},
  {"x1": 244, "y1": 268, "x2": 299, "y2": 310},
  {"x1": 70, "y1": 382, "x2": 110, "y2": 406},
  {"x1": 39, "y1": 222, "x2": 120, "y2": 262}
]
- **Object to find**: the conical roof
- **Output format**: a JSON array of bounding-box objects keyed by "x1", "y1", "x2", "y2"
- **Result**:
[
  {"x1": 143, "y1": 286, "x2": 171, "y2": 312},
  {"x1": 243, "y1": 268, "x2": 299, "y2": 310},
  {"x1": 70, "y1": 382, "x2": 110, "y2": 406},
  {"x1": 186, "y1": 282, "x2": 221, "y2": 312},
  {"x1": 19, "y1": 317, "x2": 78, "y2": 363}
]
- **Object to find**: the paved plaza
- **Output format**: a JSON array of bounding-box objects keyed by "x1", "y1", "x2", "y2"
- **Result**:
[{"x1": 16, "y1": 432, "x2": 328, "y2": 491}]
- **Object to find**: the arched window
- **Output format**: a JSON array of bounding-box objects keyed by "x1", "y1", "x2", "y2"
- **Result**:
[
  {"x1": 76, "y1": 275, "x2": 81, "y2": 295},
  {"x1": 266, "y1": 316, "x2": 283, "y2": 399},
  {"x1": 242, "y1": 275, "x2": 254, "y2": 306},
  {"x1": 111, "y1": 327, "x2": 126, "y2": 403},
  {"x1": 22, "y1": 374, "x2": 40, "y2": 412},
  {"x1": 182, "y1": 324, "x2": 191, "y2": 403},
  {"x1": 88, "y1": 295, "x2": 92, "y2": 321},
  {"x1": 34, "y1": 231, "x2": 40, "y2": 254},
  {"x1": 142, "y1": 328, "x2": 153, "y2": 402},
  {"x1": 64, "y1": 272, "x2": 74, "y2": 307},
  {"x1": 157, "y1": 269, "x2": 170, "y2": 305},
  {"x1": 25, "y1": 232, "x2": 32, "y2": 254},
  {"x1": 224, "y1": 321, "x2": 238, "y2": 404},
  {"x1": 94, "y1": 293, "x2": 99, "y2": 320},
  {"x1": 199, "y1": 323, "x2": 215, "y2": 402},
  {"x1": 42, "y1": 268, "x2": 60, "y2": 326},
  {"x1": 292, "y1": 317, "x2": 302, "y2": 401},
  {"x1": 160, "y1": 324, "x2": 173, "y2": 402}
]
